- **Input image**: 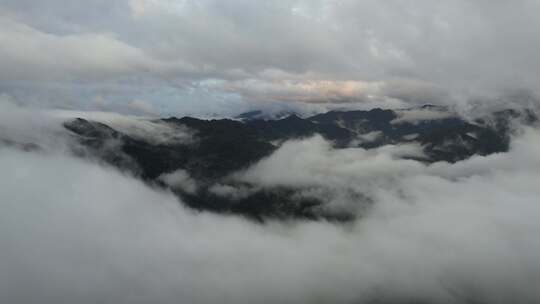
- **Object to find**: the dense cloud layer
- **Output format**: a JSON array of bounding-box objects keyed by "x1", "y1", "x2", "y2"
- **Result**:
[
  {"x1": 1, "y1": 101, "x2": 540, "y2": 303},
  {"x1": 1, "y1": 0, "x2": 540, "y2": 115}
]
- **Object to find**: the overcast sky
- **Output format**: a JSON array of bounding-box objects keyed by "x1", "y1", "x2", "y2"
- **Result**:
[{"x1": 1, "y1": 0, "x2": 539, "y2": 116}]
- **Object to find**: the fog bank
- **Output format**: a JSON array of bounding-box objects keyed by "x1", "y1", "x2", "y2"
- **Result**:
[{"x1": 1, "y1": 122, "x2": 540, "y2": 303}]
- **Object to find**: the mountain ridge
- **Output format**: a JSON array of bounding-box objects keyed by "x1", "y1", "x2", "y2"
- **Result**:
[{"x1": 60, "y1": 106, "x2": 537, "y2": 221}]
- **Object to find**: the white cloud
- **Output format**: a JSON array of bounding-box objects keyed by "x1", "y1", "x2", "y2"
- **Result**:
[
  {"x1": 348, "y1": 131, "x2": 384, "y2": 147},
  {"x1": 51, "y1": 109, "x2": 196, "y2": 145},
  {"x1": 237, "y1": 135, "x2": 426, "y2": 192},
  {"x1": 158, "y1": 169, "x2": 198, "y2": 194},
  {"x1": 208, "y1": 183, "x2": 255, "y2": 200},
  {"x1": 1, "y1": 103, "x2": 540, "y2": 303},
  {"x1": 0, "y1": 95, "x2": 71, "y2": 151},
  {"x1": 1, "y1": 126, "x2": 540, "y2": 303}
]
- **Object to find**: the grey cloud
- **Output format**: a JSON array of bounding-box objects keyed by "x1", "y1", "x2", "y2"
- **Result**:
[
  {"x1": 1, "y1": 0, "x2": 540, "y2": 116},
  {"x1": 0, "y1": 17, "x2": 160, "y2": 81}
]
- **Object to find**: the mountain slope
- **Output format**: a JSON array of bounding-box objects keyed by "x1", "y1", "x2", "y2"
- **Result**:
[{"x1": 62, "y1": 107, "x2": 536, "y2": 221}]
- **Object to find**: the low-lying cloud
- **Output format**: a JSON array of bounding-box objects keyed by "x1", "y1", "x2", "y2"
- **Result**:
[
  {"x1": 1, "y1": 103, "x2": 540, "y2": 303},
  {"x1": 52, "y1": 109, "x2": 196, "y2": 145}
]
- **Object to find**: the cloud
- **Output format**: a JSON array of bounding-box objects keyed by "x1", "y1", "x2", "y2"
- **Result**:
[
  {"x1": 233, "y1": 135, "x2": 426, "y2": 214},
  {"x1": 127, "y1": 99, "x2": 159, "y2": 116},
  {"x1": 51, "y1": 109, "x2": 196, "y2": 145},
  {"x1": 1, "y1": 103, "x2": 540, "y2": 303},
  {"x1": 1, "y1": 0, "x2": 540, "y2": 113},
  {"x1": 219, "y1": 79, "x2": 387, "y2": 103},
  {"x1": 0, "y1": 17, "x2": 161, "y2": 81},
  {"x1": 391, "y1": 108, "x2": 456, "y2": 125},
  {"x1": 237, "y1": 136, "x2": 426, "y2": 189},
  {"x1": 158, "y1": 169, "x2": 198, "y2": 194},
  {"x1": 0, "y1": 95, "x2": 72, "y2": 151}
]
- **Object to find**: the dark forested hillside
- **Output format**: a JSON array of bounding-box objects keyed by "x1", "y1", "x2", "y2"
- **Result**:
[{"x1": 63, "y1": 107, "x2": 536, "y2": 221}]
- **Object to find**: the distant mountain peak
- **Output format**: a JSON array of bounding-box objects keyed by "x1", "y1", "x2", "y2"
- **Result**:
[
  {"x1": 235, "y1": 109, "x2": 300, "y2": 122},
  {"x1": 280, "y1": 113, "x2": 302, "y2": 121}
]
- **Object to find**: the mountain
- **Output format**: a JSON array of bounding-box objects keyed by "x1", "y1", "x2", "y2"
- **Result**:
[
  {"x1": 235, "y1": 109, "x2": 299, "y2": 121},
  {"x1": 62, "y1": 107, "x2": 537, "y2": 221}
]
